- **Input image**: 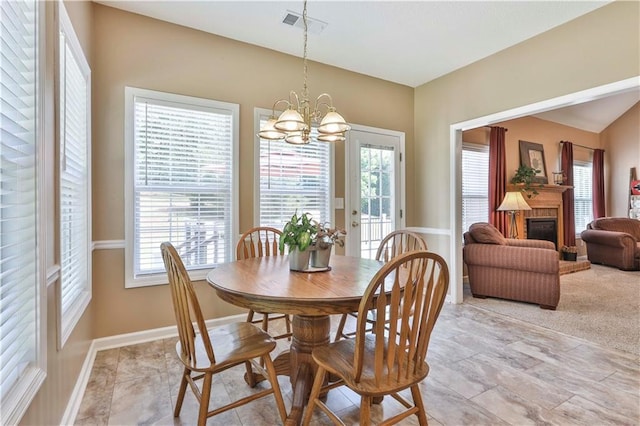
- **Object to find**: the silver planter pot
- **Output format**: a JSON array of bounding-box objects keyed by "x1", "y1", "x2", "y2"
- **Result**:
[
  {"x1": 289, "y1": 247, "x2": 311, "y2": 271},
  {"x1": 310, "y1": 246, "x2": 332, "y2": 268}
]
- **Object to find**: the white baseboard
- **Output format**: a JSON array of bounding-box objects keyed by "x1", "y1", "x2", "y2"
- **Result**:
[{"x1": 62, "y1": 313, "x2": 245, "y2": 424}]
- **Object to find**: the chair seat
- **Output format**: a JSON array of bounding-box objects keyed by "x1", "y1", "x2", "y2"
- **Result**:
[
  {"x1": 312, "y1": 334, "x2": 430, "y2": 397},
  {"x1": 177, "y1": 322, "x2": 276, "y2": 372}
]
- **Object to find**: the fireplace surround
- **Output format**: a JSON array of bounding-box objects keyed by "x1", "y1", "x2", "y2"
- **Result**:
[{"x1": 507, "y1": 184, "x2": 570, "y2": 250}]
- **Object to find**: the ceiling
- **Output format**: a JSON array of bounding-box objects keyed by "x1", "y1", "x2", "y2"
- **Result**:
[
  {"x1": 95, "y1": 0, "x2": 637, "y2": 132},
  {"x1": 532, "y1": 90, "x2": 639, "y2": 133}
]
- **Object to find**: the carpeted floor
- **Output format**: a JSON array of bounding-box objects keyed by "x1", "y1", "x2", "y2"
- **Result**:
[{"x1": 464, "y1": 264, "x2": 640, "y2": 355}]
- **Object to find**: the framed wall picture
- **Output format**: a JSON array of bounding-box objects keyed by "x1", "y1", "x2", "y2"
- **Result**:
[{"x1": 519, "y1": 140, "x2": 548, "y2": 184}]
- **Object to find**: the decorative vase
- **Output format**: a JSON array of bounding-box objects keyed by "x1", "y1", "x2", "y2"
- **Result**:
[
  {"x1": 310, "y1": 245, "x2": 332, "y2": 268},
  {"x1": 289, "y1": 247, "x2": 311, "y2": 271}
]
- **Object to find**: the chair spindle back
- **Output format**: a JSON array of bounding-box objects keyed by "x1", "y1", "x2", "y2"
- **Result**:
[
  {"x1": 376, "y1": 230, "x2": 427, "y2": 263},
  {"x1": 236, "y1": 227, "x2": 284, "y2": 260},
  {"x1": 161, "y1": 242, "x2": 215, "y2": 366},
  {"x1": 354, "y1": 250, "x2": 449, "y2": 385}
]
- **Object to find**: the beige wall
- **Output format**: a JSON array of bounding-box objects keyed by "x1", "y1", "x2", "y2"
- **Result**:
[
  {"x1": 601, "y1": 102, "x2": 640, "y2": 217},
  {"x1": 21, "y1": 2, "x2": 95, "y2": 425},
  {"x1": 90, "y1": 4, "x2": 414, "y2": 337}
]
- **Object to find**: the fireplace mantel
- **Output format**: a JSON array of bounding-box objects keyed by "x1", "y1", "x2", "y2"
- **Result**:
[{"x1": 507, "y1": 184, "x2": 571, "y2": 249}]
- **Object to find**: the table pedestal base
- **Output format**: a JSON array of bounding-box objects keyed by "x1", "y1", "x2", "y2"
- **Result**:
[{"x1": 280, "y1": 314, "x2": 331, "y2": 426}]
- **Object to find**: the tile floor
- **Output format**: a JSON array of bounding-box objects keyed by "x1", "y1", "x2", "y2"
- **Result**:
[{"x1": 75, "y1": 302, "x2": 640, "y2": 425}]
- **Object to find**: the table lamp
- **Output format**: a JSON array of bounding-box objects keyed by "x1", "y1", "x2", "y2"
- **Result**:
[{"x1": 497, "y1": 191, "x2": 531, "y2": 239}]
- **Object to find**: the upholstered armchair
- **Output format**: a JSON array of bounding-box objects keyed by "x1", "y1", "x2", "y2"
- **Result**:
[
  {"x1": 463, "y1": 222, "x2": 560, "y2": 310},
  {"x1": 580, "y1": 217, "x2": 640, "y2": 271}
]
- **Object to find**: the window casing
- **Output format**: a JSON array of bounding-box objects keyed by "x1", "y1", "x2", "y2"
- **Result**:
[
  {"x1": 254, "y1": 109, "x2": 333, "y2": 230},
  {"x1": 58, "y1": 1, "x2": 91, "y2": 347},
  {"x1": 573, "y1": 161, "x2": 593, "y2": 235},
  {"x1": 462, "y1": 142, "x2": 490, "y2": 234},
  {"x1": 125, "y1": 88, "x2": 239, "y2": 287},
  {"x1": 0, "y1": 0, "x2": 47, "y2": 423}
]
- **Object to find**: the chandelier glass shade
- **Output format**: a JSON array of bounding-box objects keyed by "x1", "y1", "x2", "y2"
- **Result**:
[{"x1": 257, "y1": 0, "x2": 350, "y2": 145}]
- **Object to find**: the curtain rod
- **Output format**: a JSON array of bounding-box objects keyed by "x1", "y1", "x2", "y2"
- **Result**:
[
  {"x1": 560, "y1": 141, "x2": 598, "y2": 152},
  {"x1": 483, "y1": 126, "x2": 508, "y2": 132}
]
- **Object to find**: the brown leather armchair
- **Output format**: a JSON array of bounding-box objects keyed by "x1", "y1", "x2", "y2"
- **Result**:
[
  {"x1": 580, "y1": 217, "x2": 640, "y2": 271},
  {"x1": 463, "y1": 222, "x2": 560, "y2": 310}
]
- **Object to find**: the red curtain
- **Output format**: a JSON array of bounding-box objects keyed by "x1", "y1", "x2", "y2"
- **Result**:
[
  {"x1": 561, "y1": 141, "x2": 576, "y2": 246},
  {"x1": 489, "y1": 126, "x2": 508, "y2": 235},
  {"x1": 593, "y1": 149, "x2": 606, "y2": 218}
]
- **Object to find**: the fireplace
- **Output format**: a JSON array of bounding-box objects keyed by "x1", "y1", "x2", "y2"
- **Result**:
[
  {"x1": 526, "y1": 217, "x2": 557, "y2": 249},
  {"x1": 508, "y1": 184, "x2": 569, "y2": 249}
]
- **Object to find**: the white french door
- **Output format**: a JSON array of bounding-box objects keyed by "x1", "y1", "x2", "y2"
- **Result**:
[{"x1": 345, "y1": 126, "x2": 405, "y2": 258}]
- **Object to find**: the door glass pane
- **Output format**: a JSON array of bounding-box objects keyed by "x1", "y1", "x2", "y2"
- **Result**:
[{"x1": 359, "y1": 145, "x2": 394, "y2": 258}]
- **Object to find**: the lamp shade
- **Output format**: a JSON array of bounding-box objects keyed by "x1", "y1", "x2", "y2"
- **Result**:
[
  {"x1": 257, "y1": 117, "x2": 286, "y2": 140},
  {"x1": 284, "y1": 132, "x2": 310, "y2": 145},
  {"x1": 317, "y1": 133, "x2": 345, "y2": 142},
  {"x1": 275, "y1": 108, "x2": 306, "y2": 132},
  {"x1": 497, "y1": 191, "x2": 531, "y2": 212},
  {"x1": 318, "y1": 110, "x2": 351, "y2": 134}
]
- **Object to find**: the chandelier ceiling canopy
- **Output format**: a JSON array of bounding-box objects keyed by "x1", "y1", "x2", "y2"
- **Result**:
[{"x1": 258, "y1": 0, "x2": 350, "y2": 145}]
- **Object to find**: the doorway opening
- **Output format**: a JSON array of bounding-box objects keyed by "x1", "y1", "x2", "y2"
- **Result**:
[{"x1": 450, "y1": 77, "x2": 640, "y2": 304}]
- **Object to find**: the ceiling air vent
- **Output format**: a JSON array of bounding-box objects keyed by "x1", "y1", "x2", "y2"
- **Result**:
[{"x1": 282, "y1": 10, "x2": 327, "y2": 34}]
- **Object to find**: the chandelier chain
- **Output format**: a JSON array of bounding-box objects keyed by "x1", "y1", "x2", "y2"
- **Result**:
[
  {"x1": 302, "y1": 0, "x2": 309, "y2": 102},
  {"x1": 257, "y1": 0, "x2": 350, "y2": 144}
]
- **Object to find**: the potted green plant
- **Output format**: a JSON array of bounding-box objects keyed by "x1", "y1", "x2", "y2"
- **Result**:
[
  {"x1": 511, "y1": 165, "x2": 544, "y2": 198},
  {"x1": 561, "y1": 245, "x2": 578, "y2": 261},
  {"x1": 280, "y1": 211, "x2": 317, "y2": 271},
  {"x1": 310, "y1": 222, "x2": 346, "y2": 268}
]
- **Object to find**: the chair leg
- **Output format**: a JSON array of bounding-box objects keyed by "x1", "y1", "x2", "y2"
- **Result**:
[
  {"x1": 333, "y1": 314, "x2": 348, "y2": 342},
  {"x1": 262, "y1": 314, "x2": 269, "y2": 332},
  {"x1": 198, "y1": 372, "x2": 213, "y2": 426},
  {"x1": 174, "y1": 369, "x2": 189, "y2": 417},
  {"x1": 302, "y1": 365, "x2": 327, "y2": 426},
  {"x1": 244, "y1": 360, "x2": 257, "y2": 388},
  {"x1": 411, "y1": 384, "x2": 428, "y2": 426},
  {"x1": 285, "y1": 314, "x2": 292, "y2": 340},
  {"x1": 247, "y1": 309, "x2": 255, "y2": 323},
  {"x1": 360, "y1": 395, "x2": 372, "y2": 426},
  {"x1": 262, "y1": 354, "x2": 288, "y2": 424}
]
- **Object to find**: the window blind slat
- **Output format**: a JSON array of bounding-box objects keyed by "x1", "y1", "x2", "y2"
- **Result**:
[
  {"x1": 58, "y1": 2, "x2": 90, "y2": 347},
  {"x1": 0, "y1": 0, "x2": 40, "y2": 419},
  {"x1": 258, "y1": 121, "x2": 331, "y2": 229},
  {"x1": 131, "y1": 93, "x2": 237, "y2": 280},
  {"x1": 573, "y1": 162, "x2": 593, "y2": 234},
  {"x1": 462, "y1": 143, "x2": 490, "y2": 234}
]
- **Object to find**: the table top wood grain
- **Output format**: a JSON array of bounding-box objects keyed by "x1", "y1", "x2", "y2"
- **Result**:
[{"x1": 206, "y1": 255, "x2": 384, "y2": 316}]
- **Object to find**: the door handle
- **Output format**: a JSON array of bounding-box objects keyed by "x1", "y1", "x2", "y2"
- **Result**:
[{"x1": 351, "y1": 221, "x2": 359, "y2": 228}]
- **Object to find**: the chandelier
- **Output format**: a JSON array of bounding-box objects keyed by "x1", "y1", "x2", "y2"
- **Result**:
[{"x1": 258, "y1": 0, "x2": 350, "y2": 145}]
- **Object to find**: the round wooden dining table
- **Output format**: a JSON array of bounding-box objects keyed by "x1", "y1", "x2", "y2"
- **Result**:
[{"x1": 206, "y1": 254, "x2": 383, "y2": 426}]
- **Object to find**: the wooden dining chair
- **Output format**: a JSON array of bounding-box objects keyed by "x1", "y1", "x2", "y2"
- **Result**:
[
  {"x1": 302, "y1": 250, "x2": 449, "y2": 426},
  {"x1": 160, "y1": 242, "x2": 288, "y2": 426},
  {"x1": 334, "y1": 229, "x2": 427, "y2": 341},
  {"x1": 236, "y1": 226, "x2": 292, "y2": 340}
]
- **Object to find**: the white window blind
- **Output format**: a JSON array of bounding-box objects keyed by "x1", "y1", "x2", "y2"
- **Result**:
[
  {"x1": 462, "y1": 143, "x2": 489, "y2": 234},
  {"x1": 573, "y1": 161, "x2": 593, "y2": 234},
  {"x1": 126, "y1": 88, "x2": 239, "y2": 287},
  {"x1": 58, "y1": 2, "x2": 91, "y2": 347},
  {"x1": 257, "y1": 116, "x2": 332, "y2": 229},
  {"x1": 0, "y1": 0, "x2": 46, "y2": 423}
]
